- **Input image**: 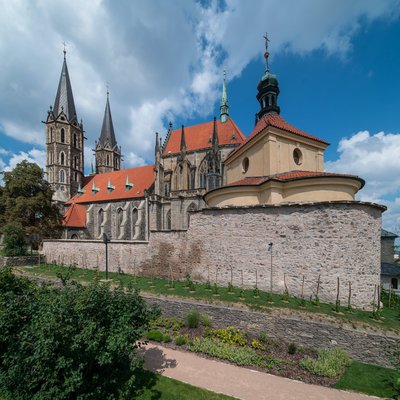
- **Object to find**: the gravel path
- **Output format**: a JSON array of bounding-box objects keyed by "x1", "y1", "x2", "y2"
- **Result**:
[{"x1": 142, "y1": 343, "x2": 379, "y2": 400}]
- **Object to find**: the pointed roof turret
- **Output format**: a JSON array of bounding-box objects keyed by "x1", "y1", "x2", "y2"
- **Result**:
[
  {"x1": 99, "y1": 91, "x2": 117, "y2": 148},
  {"x1": 180, "y1": 125, "x2": 186, "y2": 152},
  {"x1": 53, "y1": 50, "x2": 77, "y2": 122},
  {"x1": 220, "y1": 70, "x2": 229, "y2": 123},
  {"x1": 155, "y1": 132, "x2": 160, "y2": 157}
]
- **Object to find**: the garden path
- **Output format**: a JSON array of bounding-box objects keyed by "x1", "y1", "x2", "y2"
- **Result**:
[{"x1": 142, "y1": 344, "x2": 378, "y2": 400}]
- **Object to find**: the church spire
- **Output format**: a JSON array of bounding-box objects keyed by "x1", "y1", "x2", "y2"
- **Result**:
[
  {"x1": 255, "y1": 33, "x2": 280, "y2": 123},
  {"x1": 220, "y1": 70, "x2": 229, "y2": 123},
  {"x1": 53, "y1": 49, "x2": 77, "y2": 122},
  {"x1": 99, "y1": 91, "x2": 118, "y2": 148}
]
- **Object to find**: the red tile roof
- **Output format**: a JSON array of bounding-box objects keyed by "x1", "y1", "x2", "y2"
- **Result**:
[
  {"x1": 226, "y1": 114, "x2": 329, "y2": 161},
  {"x1": 163, "y1": 118, "x2": 245, "y2": 155},
  {"x1": 66, "y1": 164, "x2": 155, "y2": 205},
  {"x1": 63, "y1": 202, "x2": 87, "y2": 228},
  {"x1": 223, "y1": 170, "x2": 365, "y2": 188}
]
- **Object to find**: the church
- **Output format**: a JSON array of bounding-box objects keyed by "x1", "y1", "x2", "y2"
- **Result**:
[{"x1": 42, "y1": 38, "x2": 385, "y2": 309}]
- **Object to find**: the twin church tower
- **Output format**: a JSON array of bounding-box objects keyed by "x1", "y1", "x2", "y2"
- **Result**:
[{"x1": 44, "y1": 49, "x2": 122, "y2": 203}]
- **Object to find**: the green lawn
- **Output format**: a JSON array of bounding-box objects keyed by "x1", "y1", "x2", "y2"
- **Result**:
[
  {"x1": 19, "y1": 264, "x2": 400, "y2": 331},
  {"x1": 334, "y1": 361, "x2": 398, "y2": 398}
]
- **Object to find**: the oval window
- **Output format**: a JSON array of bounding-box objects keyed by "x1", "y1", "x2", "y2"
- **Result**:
[
  {"x1": 293, "y1": 149, "x2": 303, "y2": 165},
  {"x1": 242, "y1": 157, "x2": 249, "y2": 173}
]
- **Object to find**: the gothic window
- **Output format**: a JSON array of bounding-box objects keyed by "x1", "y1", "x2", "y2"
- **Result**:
[
  {"x1": 59, "y1": 169, "x2": 65, "y2": 183},
  {"x1": 74, "y1": 156, "x2": 78, "y2": 169},
  {"x1": 71, "y1": 234, "x2": 78, "y2": 240},
  {"x1": 115, "y1": 157, "x2": 119, "y2": 169},
  {"x1": 61, "y1": 128, "x2": 65, "y2": 143},
  {"x1": 392, "y1": 278, "x2": 398, "y2": 290},
  {"x1": 164, "y1": 182, "x2": 170, "y2": 196},
  {"x1": 199, "y1": 159, "x2": 208, "y2": 188},
  {"x1": 190, "y1": 168, "x2": 196, "y2": 189},
  {"x1": 50, "y1": 128, "x2": 53, "y2": 141},
  {"x1": 107, "y1": 154, "x2": 110, "y2": 165},
  {"x1": 60, "y1": 152, "x2": 65, "y2": 165},
  {"x1": 74, "y1": 172, "x2": 78, "y2": 181},
  {"x1": 73, "y1": 133, "x2": 77, "y2": 148},
  {"x1": 98, "y1": 209, "x2": 104, "y2": 237},
  {"x1": 132, "y1": 208, "x2": 138, "y2": 238},
  {"x1": 116, "y1": 208, "x2": 123, "y2": 237},
  {"x1": 166, "y1": 210, "x2": 171, "y2": 230}
]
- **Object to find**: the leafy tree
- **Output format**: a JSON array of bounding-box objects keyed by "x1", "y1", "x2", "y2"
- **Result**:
[
  {"x1": 0, "y1": 269, "x2": 158, "y2": 399},
  {"x1": 2, "y1": 222, "x2": 27, "y2": 256},
  {"x1": 0, "y1": 160, "x2": 62, "y2": 241}
]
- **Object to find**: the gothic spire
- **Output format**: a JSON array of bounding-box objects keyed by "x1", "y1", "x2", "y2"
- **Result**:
[
  {"x1": 220, "y1": 70, "x2": 229, "y2": 123},
  {"x1": 99, "y1": 91, "x2": 117, "y2": 148},
  {"x1": 53, "y1": 49, "x2": 77, "y2": 122},
  {"x1": 255, "y1": 33, "x2": 280, "y2": 123},
  {"x1": 212, "y1": 116, "x2": 219, "y2": 150},
  {"x1": 180, "y1": 125, "x2": 186, "y2": 152},
  {"x1": 155, "y1": 131, "x2": 160, "y2": 157}
]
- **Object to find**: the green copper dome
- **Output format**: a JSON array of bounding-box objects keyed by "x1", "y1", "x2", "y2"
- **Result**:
[{"x1": 261, "y1": 70, "x2": 278, "y2": 85}]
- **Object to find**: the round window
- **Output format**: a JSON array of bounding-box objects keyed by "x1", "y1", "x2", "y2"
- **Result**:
[
  {"x1": 242, "y1": 157, "x2": 249, "y2": 173},
  {"x1": 293, "y1": 149, "x2": 303, "y2": 165}
]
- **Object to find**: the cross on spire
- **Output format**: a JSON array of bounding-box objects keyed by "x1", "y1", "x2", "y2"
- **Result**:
[
  {"x1": 62, "y1": 41, "x2": 67, "y2": 58},
  {"x1": 263, "y1": 32, "x2": 270, "y2": 52},
  {"x1": 106, "y1": 81, "x2": 110, "y2": 97}
]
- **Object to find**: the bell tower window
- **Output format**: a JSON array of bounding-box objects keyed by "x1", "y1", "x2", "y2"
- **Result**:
[
  {"x1": 73, "y1": 133, "x2": 77, "y2": 148},
  {"x1": 59, "y1": 169, "x2": 65, "y2": 183},
  {"x1": 61, "y1": 128, "x2": 65, "y2": 143},
  {"x1": 60, "y1": 152, "x2": 65, "y2": 165}
]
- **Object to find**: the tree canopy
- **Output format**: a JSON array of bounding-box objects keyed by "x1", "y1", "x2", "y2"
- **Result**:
[{"x1": 0, "y1": 160, "x2": 62, "y2": 240}]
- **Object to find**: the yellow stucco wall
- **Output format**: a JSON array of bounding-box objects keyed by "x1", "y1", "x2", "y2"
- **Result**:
[
  {"x1": 205, "y1": 177, "x2": 362, "y2": 207},
  {"x1": 225, "y1": 126, "x2": 327, "y2": 184}
]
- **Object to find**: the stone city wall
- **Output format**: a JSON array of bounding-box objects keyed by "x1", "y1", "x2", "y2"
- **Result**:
[
  {"x1": 143, "y1": 294, "x2": 398, "y2": 367},
  {"x1": 43, "y1": 201, "x2": 384, "y2": 310}
]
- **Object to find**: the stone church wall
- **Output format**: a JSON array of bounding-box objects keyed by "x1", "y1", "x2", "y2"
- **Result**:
[{"x1": 43, "y1": 201, "x2": 384, "y2": 309}]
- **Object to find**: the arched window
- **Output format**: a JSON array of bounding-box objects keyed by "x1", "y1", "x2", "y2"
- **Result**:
[
  {"x1": 71, "y1": 234, "x2": 78, "y2": 240},
  {"x1": 115, "y1": 157, "x2": 119, "y2": 169},
  {"x1": 166, "y1": 210, "x2": 171, "y2": 230},
  {"x1": 60, "y1": 128, "x2": 65, "y2": 143},
  {"x1": 50, "y1": 128, "x2": 53, "y2": 141},
  {"x1": 164, "y1": 182, "x2": 170, "y2": 196},
  {"x1": 392, "y1": 278, "x2": 398, "y2": 290},
  {"x1": 60, "y1": 152, "x2": 65, "y2": 165},
  {"x1": 107, "y1": 154, "x2": 110, "y2": 165},
  {"x1": 74, "y1": 156, "x2": 78, "y2": 169},
  {"x1": 199, "y1": 159, "x2": 207, "y2": 188},
  {"x1": 59, "y1": 169, "x2": 65, "y2": 183},
  {"x1": 190, "y1": 168, "x2": 196, "y2": 189},
  {"x1": 73, "y1": 133, "x2": 77, "y2": 148},
  {"x1": 74, "y1": 172, "x2": 78, "y2": 181},
  {"x1": 98, "y1": 209, "x2": 104, "y2": 237},
  {"x1": 132, "y1": 208, "x2": 138, "y2": 238},
  {"x1": 116, "y1": 208, "x2": 123, "y2": 237}
]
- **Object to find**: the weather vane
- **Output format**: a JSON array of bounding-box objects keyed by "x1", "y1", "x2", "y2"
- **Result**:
[
  {"x1": 106, "y1": 81, "x2": 110, "y2": 97},
  {"x1": 263, "y1": 32, "x2": 270, "y2": 52},
  {"x1": 62, "y1": 41, "x2": 67, "y2": 56}
]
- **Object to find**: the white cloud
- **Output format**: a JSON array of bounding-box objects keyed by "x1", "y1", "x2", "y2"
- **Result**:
[
  {"x1": 4, "y1": 148, "x2": 46, "y2": 171},
  {"x1": 0, "y1": 0, "x2": 399, "y2": 169},
  {"x1": 326, "y1": 130, "x2": 400, "y2": 231}
]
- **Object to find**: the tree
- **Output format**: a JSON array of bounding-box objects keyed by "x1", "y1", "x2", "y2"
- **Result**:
[
  {"x1": 0, "y1": 160, "x2": 62, "y2": 241},
  {"x1": 2, "y1": 222, "x2": 27, "y2": 256},
  {"x1": 0, "y1": 269, "x2": 158, "y2": 399}
]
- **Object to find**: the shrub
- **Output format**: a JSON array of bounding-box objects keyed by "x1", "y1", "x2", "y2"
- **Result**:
[
  {"x1": 175, "y1": 336, "x2": 187, "y2": 346},
  {"x1": 2, "y1": 222, "x2": 27, "y2": 256},
  {"x1": 149, "y1": 316, "x2": 183, "y2": 332},
  {"x1": 188, "y1": 337, "x2": 261, "y2": 366},
  {"x1": 145, "y1": 329, "x2": 164, "y2": 342},
  {"x1": 199, "y1": 313, "x2": 212, "y2": 327},
  {"x1": 251, "y1": 339, "x2": 266, "y2": 351},
  {"x1": 0, "y1": 268, "x2": 155, "y2": 400},
  {"x1": 204, "y1": 326, "x2": 247, "y2": 347},
  {"x1": 163, "y1": 334, "x2": 172, "y2": 343},
  {"x1": 300, "y1": 348, "x2": 352, "y2": 377},
  {"x1": 259, "y1": 332, "x2": 271, "y2": 344},
  {"x1": 288, "y1": 343, "x2": 297, "y2": 355},
  {"x1": 186, "y1": 309, "x2": 201, "y2": 328}
]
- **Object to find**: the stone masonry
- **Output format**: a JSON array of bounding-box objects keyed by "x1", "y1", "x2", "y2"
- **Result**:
[{"x1": 43, "y1": 201, "x2": 385, "y2": 310}]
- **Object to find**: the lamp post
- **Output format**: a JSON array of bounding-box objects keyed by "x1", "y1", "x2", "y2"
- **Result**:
[
  {"x1": 268, "y1": 242, "x2": 273, "y2": 300},
  {"x1": 102, "y1": 233, "x2": 110, "y2": 280}
]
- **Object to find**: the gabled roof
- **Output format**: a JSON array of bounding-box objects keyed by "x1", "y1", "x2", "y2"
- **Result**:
[
  {"x1": 63, "y1": 203, "x2": 86, "y2": 228},
  {"x1": 163, "y1": 118, "x2": 245, "y2": 155},
  {"x1": 66, "y1": 165, "x2": 155, "y2": 204},
  {"x1": 382, "y1": 229, "x2": 398, "y2": 239},
  {"x1": 98, "y1": 95, "x2": 118, "y2": 148},
  {"x1": 53, "y1": 55, "x2": 77, "y2": 122},
  {"x1": 226, "y1": 114, "x2": 329, "y2": 162},
  {"x1": 222, "y1": 170, "x2": 365, "y2": 188}
]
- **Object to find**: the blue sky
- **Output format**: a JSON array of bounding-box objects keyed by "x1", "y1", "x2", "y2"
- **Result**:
[{"x1": 0, "y1": 0, "x2": 399, "y2": 234}]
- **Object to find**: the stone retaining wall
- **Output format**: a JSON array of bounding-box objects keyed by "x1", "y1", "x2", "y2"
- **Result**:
[
  {"x1": 143, "y1": 294, "x2": 398, "y2": 368},
  {"x1": 43, "y1": 201, "x2": 384, "y2": 309},
  {"x1": 0, "y1": 255, "x2": 40, "y2": 267}
]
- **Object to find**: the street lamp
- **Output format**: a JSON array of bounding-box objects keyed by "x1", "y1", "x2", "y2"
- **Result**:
[
  {"x1": 102, "y1": 233, "x2": 110, "y2": 280},
  {"x1": 268, "y1": 242, "x2": 273, "y2": 301}
]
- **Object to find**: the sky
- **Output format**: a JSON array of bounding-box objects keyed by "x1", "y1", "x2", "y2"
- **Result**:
[{"x1": 0, "y1": 0, "x2": 400, "y2": 235}]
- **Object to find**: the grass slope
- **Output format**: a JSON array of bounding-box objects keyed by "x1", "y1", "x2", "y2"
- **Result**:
[
  {"x1": 20, "y1": 264, "x2": 400, "y2": 331},
  {"x1": 334, "y1": 361, "x2": 398, "y2": 398}
]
